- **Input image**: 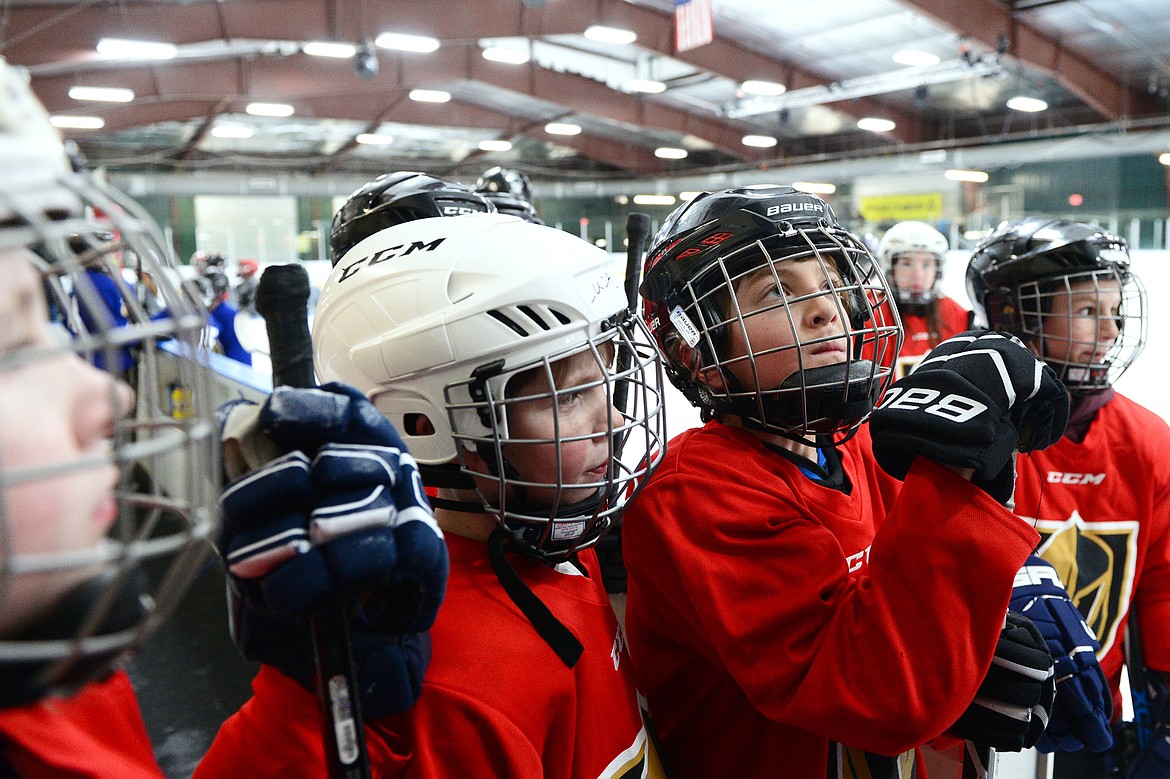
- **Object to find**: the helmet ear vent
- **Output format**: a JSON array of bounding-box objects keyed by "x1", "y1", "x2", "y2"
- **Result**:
[{"x1": 487, "y1": 305, "x2": 571, "y2": 337}]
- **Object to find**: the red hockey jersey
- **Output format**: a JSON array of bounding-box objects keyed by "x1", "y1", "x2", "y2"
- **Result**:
[
  {"x1": 1013, "y1": 392, "x2": 1170, "y2": 716},
  {"x1": 196, "y1": 533, "x2": 664, "y2": 778},
  {"x1": 0, "y1": 670, "x2": 164, "y2": 778},
  {"x1": 623, "y1": 421, "x2": 1039, "y2": 778},
  {"x1": 893, "y1": 296, "x2": 971, "y2": 379}
]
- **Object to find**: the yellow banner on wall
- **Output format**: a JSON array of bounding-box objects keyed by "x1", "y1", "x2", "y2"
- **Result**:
[{"x1": 859, "y1": 193, "x2": 943, "y2": 222}]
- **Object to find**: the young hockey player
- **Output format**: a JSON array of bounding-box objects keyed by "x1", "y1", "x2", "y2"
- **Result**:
[
  {"x1": 0, "y1": 57, "x2": 220, "y2": 776},
  {"x1": 624, "y1": 185, "x2": 1068, "y2": 778},
  {"x1": 196, "y1": 213, "x2": 669, "y2": 777},
  {"x1": 876, "y1": 220, "x2": 971, "y2": 377},
  {"x1": 969, "y1": 217, "x2": 1170, "y2": 777}
]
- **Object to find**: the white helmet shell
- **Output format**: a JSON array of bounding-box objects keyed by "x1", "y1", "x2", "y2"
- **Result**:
[{"x1": 877, "y1": 220, "x2": 948, "y2": 305}]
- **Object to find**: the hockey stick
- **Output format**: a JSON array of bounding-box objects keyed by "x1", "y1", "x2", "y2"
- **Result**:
[{"x1": 255, "y1": 264, "x2": 372, "y2": 779}]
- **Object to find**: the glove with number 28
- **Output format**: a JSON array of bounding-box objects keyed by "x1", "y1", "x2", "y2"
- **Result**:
[{"x1": 869, "y1": 330, "x2": 1069, "y2": 503}]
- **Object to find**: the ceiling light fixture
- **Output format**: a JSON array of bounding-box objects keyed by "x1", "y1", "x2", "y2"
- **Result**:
[
  {"x1": 742, "y1": 134, "x2": 778, "y2": 148},
  {"x1": 95, "y1": 38, "x2": 177, "y2": 60},
  {"x1": 478, "y1": 139, "x2": 513, "y2": 151},
  {"x1": 633, "y1": 194, "x2": 676, "y2": 206},
  {"x1": 1007, "y1": 95, "x2": 1048, "y2": 112},
  {"x1": 356, "y1": 133, "x2": 394, "y2": 145},
  {"x1": 792, "y1": 182, "x2": 836, "y2": 195},
  {"x1": 482, "y1": 47, "x2": 529, "y2": 64},
  {"x1": 409, "y1": 89, "x2": 451, "y2": 103},
  {"x1": 944, "y1": 168, "x2": 989, "y2": 182},
  {"x1": 246, "y1": 102, "x2": 294, "y2": 117},
  {"x1": 68, "y1": 86, "x2": 135, "y2": 103},
  {"x1": 679, "y1": 191, "x2": 702, "y2": 202},
  {"x1": 857, "y1": 117, "x2": 896, "y2": 133},
  {"x1": 375, "y1": 32, "x2": 440, "y2": 53},
  {"x1": 892, "y1": 50, "x2": 940, "y2": 67},
  {"x1": 211, "y1": 125, "x2": 254, "y2": 139},
  {"x1": 654, "y1": 147, "x2": 688, "y2": 159},
  {"x1": 49, "y1": 115, "x2": 105, "y2": 130},
  {"x1": 624, "y1": 79, "x2": 666, "y2": 94},
  {"x1": 1159, "y1": 152, "x2": 1170, "y2": 166},
  {"x1": 303, "y1": 41, "x2": 357, "y2": 58},
  {"x1": 545, "y1": 122, "x2": 582, "y2": 136},
  {"x1": 740, "y1": 80, "x2": 786, "y2": 97},
  {"x1": 583, "y1": 25, "x2": 637, "y2": 45}
]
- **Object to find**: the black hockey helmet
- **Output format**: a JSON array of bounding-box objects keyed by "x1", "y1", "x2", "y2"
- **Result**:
[
  {"x1": 480, "y1": 191, "x2": 543, "y2": 224},
  {"x1": 639, "y1": 185, "x2": 900, "y2": 444},
  {"x1": 967, "y1": 217, "x2": 1146, "y2": 393},
  {"x1": 474, "y1": 166, "x2": 533, "y2": 202},
  {"x1": 329, "y1": 171, "x2": 495, "y2": 265}
]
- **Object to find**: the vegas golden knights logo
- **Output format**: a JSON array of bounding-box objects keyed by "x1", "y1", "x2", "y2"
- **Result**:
[{"x1": 1033, "y1": 512, "x2": 1138, "y2": 657}]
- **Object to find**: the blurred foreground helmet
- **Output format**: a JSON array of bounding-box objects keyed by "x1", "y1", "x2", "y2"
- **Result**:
[
  {"x1": 314, "y1": 213, "x2": 667, "y2": 561},
  {"x1": 474, "y1": 166, "x2": 533, "y2": 203},
  {"x1": 877, "y1": 220, "x2": 948, "y2": 307},
  {"x1": 967, "y1": 217, "x2": 1146, "y2": 394},
  {"x1": 0, "y1": 58, "x2": 218, "y2": 705},
  {"x1": 640, "y1": 185, "x2": 901, "y2": 445},
  {"x1": 329, "y1": 171, "x2": 495, "y2": 265}
]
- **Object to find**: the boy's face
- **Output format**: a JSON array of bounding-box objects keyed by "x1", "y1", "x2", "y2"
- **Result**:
[
  {"x1": 720, "y1": 256, "x2": 851, "y2": 392},
  {"x1": 1039, "y1": 277, "x2": 1123, "y2": 367},
  {"x1": 0, "y1": 249, "x2": 134, "y2": 634},
  {"x1": 501, "y1": 348, "x2": 622, "y2": 509},
  {"x1": 892, "y1": 252, "x2": 939, "y2": 299}
]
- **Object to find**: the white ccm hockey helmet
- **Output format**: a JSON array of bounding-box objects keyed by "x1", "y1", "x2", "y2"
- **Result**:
[
  {"x1": 0, "y1": 59, "x2": 218, "y2": 705},
  {"x1": 877, "y1": 220, "x2": 949, "y2": 307},
  {"x1": 313, "y1": 213, "x2": 667, "y2": 560}
]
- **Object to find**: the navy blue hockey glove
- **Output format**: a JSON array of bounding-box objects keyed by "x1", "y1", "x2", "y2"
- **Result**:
[
  {"x1": 951, "y1": 610, "x2": 1056, "y2": 751},
  {"x1": 870, "y1": 330, "x2": 1069, "y2": 503},
  {"x1": 1011, "y1": 554, "x2": 1113, "y2": 753},
  {"x1": 218, "y1": 382, "x2": 449, "y2": 718}
]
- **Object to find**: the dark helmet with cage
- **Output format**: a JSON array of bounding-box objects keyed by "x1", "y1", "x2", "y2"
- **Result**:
[
  {"x1": 474, "y1": 166, "x2": 533, "y2": 203},
  {"x1": 479, "y1": 191, "x2": 543, "y2": 224},
  {"x1": 329, "y1": 171, "x2": 496, "y2": 265},
  {"x1": 876, "y1": 220, "x2": 949, "y2": 310},
  {"x1": 967, "y1": 217, "x2": 1146, "y2": 394},
  {"x1": 314, "y1": 213, "x2": 667, "y2": 562},
  {"x1": 0, "y1": 58, "x2": 218, "y2": 706},
  {"x1": 640, "y1": 185, "x2": 901, "y2": 446}
]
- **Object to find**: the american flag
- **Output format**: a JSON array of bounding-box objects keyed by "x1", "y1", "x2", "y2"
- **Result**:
[{"x1": 674, "y1": 0, "x2": 713, "y2": 53}]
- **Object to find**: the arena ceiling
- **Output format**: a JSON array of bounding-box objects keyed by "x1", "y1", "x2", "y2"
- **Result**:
[{"x1": 4, "y1": 0, "x2": 1169, "y2": 186}]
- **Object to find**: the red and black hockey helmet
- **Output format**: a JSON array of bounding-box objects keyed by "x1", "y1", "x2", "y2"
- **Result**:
[
  {"x1": 329, "y1": 171, "x2": 495, "y2": 265},
  {"x1": 640, "y1": 185, "x2": 901, "y2": 443},
  {"x1": 967, "y1": 217, "x2": 1147, "y2": 393}
]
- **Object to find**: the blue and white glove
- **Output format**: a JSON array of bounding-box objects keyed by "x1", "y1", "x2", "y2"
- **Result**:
[
  {"x1": 218, "y1": 382, "x2": 449, "y2": 718},
  {"x1": 1011, "y1": 554, "x2": 1113, "y2": 753}
]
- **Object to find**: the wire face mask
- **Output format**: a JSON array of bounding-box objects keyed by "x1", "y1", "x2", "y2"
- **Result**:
[{"x1": 0, "y1": 58, "x2": 218, "y2": 705}]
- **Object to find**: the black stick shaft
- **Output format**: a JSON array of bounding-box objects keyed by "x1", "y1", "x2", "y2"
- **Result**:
[{"x1": 255, "y1": 265, "x2": 372, "y2": 779}]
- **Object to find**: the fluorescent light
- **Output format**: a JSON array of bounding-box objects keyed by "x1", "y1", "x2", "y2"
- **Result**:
[
  {"x1": 583, "y1": 25, "x2": 637, "y2": 45},
  {"x1": 68, "y1": 86, "x2": 134, "y2": 103},
  {"x1": 633, "y1": 195, "x2": 676, "y2": 206},
  {"x1": 679, "y1": 191, "x2": 702, "y2": 202},
  {"x1": 919, "y1": 149, "x2": 948, "y2": 164},
  {"x1": 409, "y1": 89, "x2": 451, "y2": 103},
  {"x1": 1159, "y1": 152, "x2": 1170, "y2": 166},
  {"x1": 892, "y1": 50, "x2": 940, "y2": 67},
  {"x1": 1007, "y1": 95, "x2": 1048, "y2": 112},
  {"x1": 741, "y1": 80, "x2": 786, "y2": 97},
  {"x1": 50, "y1": 115, "x2": 105, "y2": 129},
  {"x1": 624, "y1": 79, "x2": 666, "y2": 94},
  {"x1": 545, "y1": 122, "x2": 582, "y2": 136},
  {"x1": 792, "y1": 181, "x2": 836, "y2": 195},
  {"x1": 742, "y1": 134, "x2": 778, "y2": 148},
  {"x1": 356, "y1": 133, "x2": 394, "y2": 145},
  {"x1": 375, "y1": 32, "x2": 440, "y2": 53},
  {"x1": 478, "y1": 139, "x2": 513, "y2": 151},
  {"x1": 304, "y1": 41, "x2": 357, "y2": 58},
  {"x1": 655, "y1": 147, "x2": 688, "y2": 159},
  {"x1": 964, "y1": 230, "x2": 989, "y2": 241},
  {"x1": 858, "y1": 117, "x2": 896, "y2": 133},
  {"x1": 211, "y1": 125, "x2": 254, "y2": 139},
  {"x1": 96, "y1": 38, "x2": 177, "y2": 60},
  {"x1": 246, "y1": 102, "x2": 294, "y2": 117},
  {"x1": 482, "y1": 47, "x2": 528, "y2": 65},
  {"x1": 945, "y1": 168, "x2": 989, "y2": 183}
]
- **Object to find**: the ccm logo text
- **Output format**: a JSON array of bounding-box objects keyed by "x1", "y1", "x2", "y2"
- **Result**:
[{"x1": 1046, "y1": 472, "x2": 1105, "y2": 485}]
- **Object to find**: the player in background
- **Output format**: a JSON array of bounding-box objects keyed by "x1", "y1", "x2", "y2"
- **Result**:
[
  {"x1": 876, "y1": 220, "x2": 972, "y2": 378},
  {"x1": 625, "y1": 185, "x2": 1068, "y2": 778},
  {"x1": 969, "y1": 217, "x2": 1170, "y2": 777},
  {"x1": 0, "y1": 57, "x2": 220, "y2": 777},
  {"x1": 233, "y1": 257, "x2": 259, "y2": 316},
  {"x1": 473, "y1": 166, "x2": 544, "y2": 224},
  {"x1": 197, "y1": 213, "x2": 669, "y2": 777},
  {"x1": 198, "y1": 269, "x2": 252, "y2": 366}
]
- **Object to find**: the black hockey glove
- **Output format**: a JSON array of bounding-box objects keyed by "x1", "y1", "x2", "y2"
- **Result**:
[
  {"x1": 869, "y1": 330, "x2": 1069, "y2": 503},
  {"x1": 951, "y1": 611, "x2": 1056, "y2": 751},
  {"x1": 218, "y1": 383, "x2": 449, "y2": 718},
  {"x1": 1011, "y1": 554, "x2": 1113, "y2": 753}
]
